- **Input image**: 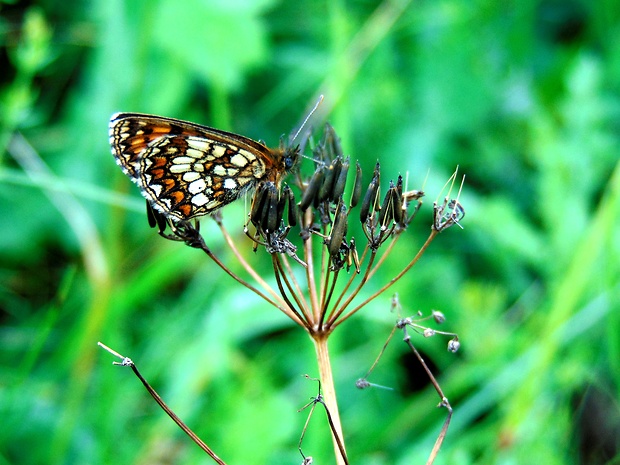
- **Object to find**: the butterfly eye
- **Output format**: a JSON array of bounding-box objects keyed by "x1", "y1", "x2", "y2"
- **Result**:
[{"x1": 283, "y1": 147, "x2": 300, "y2": 172}]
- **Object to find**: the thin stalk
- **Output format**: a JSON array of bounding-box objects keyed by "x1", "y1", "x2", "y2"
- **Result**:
[
  {"x1": 303, "y1": 210, "x2": 321, "y2": 320},
  {"x1": 320, "y1": 268, "x2": 340, "y2": 329},
  {"x1": 336, "y1": 230, "x2": 437, "y2": 325},
  {"x1": 272, "y1": 257, "x2": 310, "y2": 330},
  {"x1": 98, "y1": 343, "x2": 227, "y2": 465},
  {"x1": 317, "y1": 225, "x2": 330, "y2": 322},
  {"x1": 279, "y1": 252, "x2": 311, "y2": 313},
  {"x1": 326, "y1": 250, "x2": 378, "y2": 326},
  {"x1": 217, "y1": 221, "x2": 285, "y2": 307},
  {"x1": 193, "y1": 237, "x2": 289, "y2": 317},
  {"x1": 365, "y1": 231, "x2": 402, "y2": 282},
  {"x1": 272, "y1": 255, "x2": 312, "y2": 325}
]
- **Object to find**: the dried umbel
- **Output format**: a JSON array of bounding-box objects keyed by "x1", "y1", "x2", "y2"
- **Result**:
[{"x1": 145, "y1": 122, "x2": 465, "y2": 337}]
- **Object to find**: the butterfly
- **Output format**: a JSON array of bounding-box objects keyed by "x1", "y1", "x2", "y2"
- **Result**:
[{"x1": 109, "y1": 113, "x2": 299, "y2": 222}]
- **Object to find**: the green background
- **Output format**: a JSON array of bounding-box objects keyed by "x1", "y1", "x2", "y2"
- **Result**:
[{"x1": 1, "y1": 0, "x2": 619, "y2": 464}]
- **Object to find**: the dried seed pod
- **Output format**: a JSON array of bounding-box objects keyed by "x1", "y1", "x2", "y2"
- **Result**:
[
  {"x1": 331, "y1": 156, "x2": 349, "y2": 201},
  {"x1": 285, "y1": 185, "x2": 298, "y2": 227},
  {"x1": 360, "y1": 162, "x2": 380, "y2": 223},
  {"x1": 328, "y1": 202, "x2": 348, "y2": 258},
  {"x1": 277, "y1": 185, "x2": 289, "y2": 226},
  {"x1": 350, "y1": 161, "x2": 363, "y2": 208},
  {"x1": 392, "y1": 194, "x2": 403, "y2": 225},
  {"x1": 378, "y1": 181, "x2": 396, "y2": 227},
  {"x1": 392, "y1": 181, "x2": 403, "y2": 225},
  {"x1": 318, "y1": 157, "x2": 341, "y2": 202},
  {"x1": 346, "y1": 237, "x2": 360, "y2": 273},
  {"x1": 299, "y1": 166, "x2": 325, "y2": 211}
]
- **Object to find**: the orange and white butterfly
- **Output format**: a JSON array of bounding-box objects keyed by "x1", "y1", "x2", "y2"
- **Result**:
[{"x1": 109, "y1": 113, "x2": 299, "y2": 222}]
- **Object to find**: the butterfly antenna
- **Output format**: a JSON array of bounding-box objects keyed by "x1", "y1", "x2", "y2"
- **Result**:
[{"x1": 291, "y1": 95, "x2": 324, "y2": 143}]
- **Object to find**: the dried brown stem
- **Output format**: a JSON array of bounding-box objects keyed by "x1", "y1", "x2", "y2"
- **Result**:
[
  {"x1": 97, "y1": 342, "x2": 227, "y2": 465},
  {"x1": 312, "y1": 334, "x2": 346, "y2": 465},
  {"x1": 402, "y1": 334, "x2": 452, "y2": 465}
]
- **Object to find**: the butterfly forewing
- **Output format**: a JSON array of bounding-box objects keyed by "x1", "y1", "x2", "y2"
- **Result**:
[{"x1": 109, "y1": 113, "x2": 296, "y2": 222}]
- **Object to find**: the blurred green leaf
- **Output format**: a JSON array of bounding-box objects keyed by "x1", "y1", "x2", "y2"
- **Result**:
[{"x1": 1, "y1": 0, "x2": 619, "y2": 464}]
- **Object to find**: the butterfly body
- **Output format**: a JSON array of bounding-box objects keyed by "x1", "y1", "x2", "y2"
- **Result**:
[{"x1": 109, "y1": 113, "x2": 299, "y2": 221}]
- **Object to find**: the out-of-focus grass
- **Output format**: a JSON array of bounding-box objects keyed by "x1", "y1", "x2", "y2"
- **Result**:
[{"x1": 1, "y1": 1, "x2": 619, "y2": 464}]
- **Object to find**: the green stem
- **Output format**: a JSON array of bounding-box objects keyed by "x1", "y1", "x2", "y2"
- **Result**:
[{"x1": 312, "y1": 333, "x2": 347, "y2": 465}]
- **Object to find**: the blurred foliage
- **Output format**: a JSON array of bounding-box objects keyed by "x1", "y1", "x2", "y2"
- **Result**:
[{"x1": 1, "y1": 0, "x2": 620, "y2": 464}]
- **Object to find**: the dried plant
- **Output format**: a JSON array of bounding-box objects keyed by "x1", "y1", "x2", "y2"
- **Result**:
[{"x1": 103, "y1": 113, "x2": 465, "y2": 465}]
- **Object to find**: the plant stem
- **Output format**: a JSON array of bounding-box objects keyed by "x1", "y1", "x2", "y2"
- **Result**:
[{"x1": 312, "y1": 333, "x2": 347, "y2": 465}]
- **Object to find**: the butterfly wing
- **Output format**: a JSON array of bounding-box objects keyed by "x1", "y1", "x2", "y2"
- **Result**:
[{"x1": 109, "y1": 113, "x2": 277, "y2": 221}]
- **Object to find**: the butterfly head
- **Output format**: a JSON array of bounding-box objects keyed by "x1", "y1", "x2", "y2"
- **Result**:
[{"x1": 283, "y1": 145, "x2": 300, "y2": 173}]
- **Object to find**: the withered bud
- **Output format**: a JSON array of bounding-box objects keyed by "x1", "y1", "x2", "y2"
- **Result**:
[
  {"x1": 355, "y1": 378, "x2": 371, "y2": 389},
  {"x1": 359, "y1": 162, "x2": 381, "y2": 223},
  {"x1": 448, "y1": 337, "x2": 460, "y2": 353},
  {"x1": 299, "y1": 166, "x2": 325, "y2": 211},
  {"x1": 403, "y1": 189, "x2": 425, "y2": 203},
  {"x1": 423, "y1": 328, "x2": 436, "y2": 338},
  {"x1": 328, "y1": 202, "x2": 348, "y2": 258},
  {"x1": 350, "y1": 161, "x2": 363, "y2": 208},
  {"x1": 432, "y1": 310, "x2": 446, "y2": 324},
  {"x1": 390, "y1": 293, "x2": 400, "y2": 312}
]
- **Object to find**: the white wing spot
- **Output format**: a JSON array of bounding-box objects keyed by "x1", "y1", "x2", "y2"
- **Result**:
[
  {"x1": 230, "y1": 153, "x2": 248, "y2": 167},
  {"x1": 188, "y1": 179, "x2": 207, "y2": 194},
  {"x1": 148, "y1": 184, "x2": 162, "y2": 196},
  {"x1": 172, "y1": 156, "x2": 194, "y2": 164},
  {"x1": 183, "y1": 171, "x2": 201, "y2": 182},
  {"x1": 223, "y1": 178, "x2": 237, "y2": 190},
  {"x1": 213, "y1": 165, "x2": 227, "y2": 176},
  {"x1": 187, "y1": 138, "x2": 211, "y2": 152},
  {"x1": 192, "y1": 193, "x2": 209, "y2": 206},
  {"x1": 186, "y1": 147, "x2": 208, "y2": 159},
  {"x1": 212, "y1": 145, "x2": 226, "y2": 157},
  {"x1": 170, "y1": 164, "x2": 191, "y2": 173}
]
